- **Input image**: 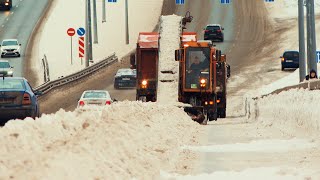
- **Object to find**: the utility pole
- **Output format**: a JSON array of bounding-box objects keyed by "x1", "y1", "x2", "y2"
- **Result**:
[
  {"x1": 125, "y1": 0, "x2": 129, "y2": 44},
  {"x1": 88, "y1": 0, "x2": 93, "y2": 61},
  {"x1": 102, "y1": 0, "x2": 106, "y2": 23},
  {"x1": 298, "y1": 0, "x2": 306, "y2": 82},
  {"x1": 306, "y1": 0, "x2": 311, "y2": 73},
  {"x1": 85, "y1": 0, "x2": 89, "y2": 67},
  {"x1": 93, "y1": 0, "x2": 98, "y2": 44},
  {"x1": 308, "y1": 0, "x2": 317, "y2": 74}
]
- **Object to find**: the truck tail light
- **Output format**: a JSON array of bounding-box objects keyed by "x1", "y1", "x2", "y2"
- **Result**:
[{"x1": 22, "y1": 93, "x2": 31, "y2": 105}]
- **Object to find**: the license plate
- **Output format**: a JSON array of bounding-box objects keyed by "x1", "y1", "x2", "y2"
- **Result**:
[
  {"x1": 0, "y1": 98, "x2": 13, "y2": 104},
  {"x1": 122, "y1": 78, "x2": 130, "y2": 80},
  {"x1": 286, "y1": 60, "x2": 293, "y2": 62},
  {"x1": 211, "y1": 33, "x2": 216, "y2": 36}
]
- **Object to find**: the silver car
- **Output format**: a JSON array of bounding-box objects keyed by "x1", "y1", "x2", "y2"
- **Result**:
[
  {"x1": 0, "y1": 60, "x2": 14, "y2": 77},
  {"x1": 77, "y1": 90, "x2": 114, "y2": 108},
  {"x1": 0, "y1": 39, "x2": 21, "y2": 58}
]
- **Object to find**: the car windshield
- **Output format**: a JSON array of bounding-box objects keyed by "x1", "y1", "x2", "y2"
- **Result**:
[
  {"x1": 185, "y1": 47, "x2": 211, "y2": 89},
  {"x1": 0, "y1": 79, "x2": 25, "y2": 90},
  {"x1": 284, "y1": 51, "x2": 299, "y2": 60},
  {"x1": 2, "y1": 41, "x2": 18, "y2": 46},
  {"x1": 0, "y1": 62, "x2": 10, "y2": 68},
  {"x1": 83, "y1": 91, "x2": 109, "y2": 99},
  {"x1": 206, "y1": 26, "x2": 220, "y2": 31}
]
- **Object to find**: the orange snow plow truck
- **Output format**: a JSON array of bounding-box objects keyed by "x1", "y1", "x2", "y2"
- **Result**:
[
  {"x1": 175, "y1": 34, "x2": 228, "y2": 123},
  {"x1": 130, "y1": 32, "x2": 159, "y2": 102}
]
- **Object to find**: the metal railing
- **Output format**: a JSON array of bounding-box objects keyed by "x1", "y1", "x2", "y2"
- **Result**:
[{"x1": 34, "y1": 53, "x2": 118, "y2": 94}]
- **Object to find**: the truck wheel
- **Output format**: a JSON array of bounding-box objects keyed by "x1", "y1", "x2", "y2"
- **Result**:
[
  {"x1": 220, "y1": 109, "x2": 226, "y2": 118},
  {"x1": 281, "y1": 66, "x2": 284, "y2": 71},
  {"x1": 138, "y1": 96, "x2": 146, "y2": 102}
]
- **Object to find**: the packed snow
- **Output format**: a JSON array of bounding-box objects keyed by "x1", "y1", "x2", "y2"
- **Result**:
[
  {"x1": 0, "y1": 101, "x2": 202, "y2": 180},
  {"x1": 249, "y1": 89, "x2": 320, "y2": 138},
  {"x1": 159, "y1": 167, "x2": 320, "y2": 180},
  {"x1": 182, "y1": 138, "x2": 317, "y2": 153},
  {"x1": 157, "y1": 15, "x2": 182, "y2": 104},
  {"x1": 32, "y1": 0, "x2": 163, "y2": 84}
]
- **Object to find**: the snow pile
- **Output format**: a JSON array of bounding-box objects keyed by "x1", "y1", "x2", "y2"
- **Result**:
[
  {"x1": 159, "y1": 167, "x2": 320, "y2": 180},
  {"x1": 250, "y1": 89, "x2": 320, "y2": 138},
  {"x1": 157, "y1": 15, "x2": 182, "y2": 104},
  {"x1": 33, "y1": 0, "x2": 163, "y2": 83},
  {"x1": 265, "y1": 0, "x2": 320, "y2": 20},
  {"x1": 0, "y1": 101, "x2": 201, "y2": 180}
]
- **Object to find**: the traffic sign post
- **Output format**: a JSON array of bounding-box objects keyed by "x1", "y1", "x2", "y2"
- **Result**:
[
  {"x1": 77, "y1": 27, "x2": 86, "y2": 65},
  {"x1": 67, "y1": 28, "x2": 76, "y2": 65},
  {"x1": 176, "y1": 0, "x2": 185, "y2": 4}
]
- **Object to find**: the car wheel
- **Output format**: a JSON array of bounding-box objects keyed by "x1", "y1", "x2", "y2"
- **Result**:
[
  {"x1": 221, "y1": 37, "x2": 224, "y2": 42},
  {"x1": 1, "y1": 55, "x2": 3, "y2": 58},
  {"x1": 17, "y1": 54, "x2": 21, "y2": 57},
  {"x1": 219, "y1": 109, "x2": 226, "y2": 118}
]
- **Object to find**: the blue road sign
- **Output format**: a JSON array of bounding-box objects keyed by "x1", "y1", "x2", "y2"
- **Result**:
[
  {"x1": 176, "y1": 0, "x2": 185, "y2": 5},
  {"x1": 265, "y1": 0, "x2": 274, "y2": 2},
  {"x1": 107, "y1": 0, "x2": 117, "y2": 2},
  {"x1": 220, "y1": 0, "x2": 231, "y2": 4},
  {"x1": 77, "y1": 27, "x2": 86, "y2": 36},
  {"x1": 317, "y1": 51, "x2": 320, "y2": 63}
]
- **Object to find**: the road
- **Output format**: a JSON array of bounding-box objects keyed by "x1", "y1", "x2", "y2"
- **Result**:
[{"x1": 0, "y1": 0, "x2": 49, "y2": 77}]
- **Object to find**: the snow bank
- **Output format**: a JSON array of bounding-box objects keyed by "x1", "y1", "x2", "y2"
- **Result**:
[
  {"x1": 249, "y1": 89, "x2": 320, "y2": 138},
  {"x1": 0, "y1": 101, "x2": 201, "y2": 180},
  {"x1": 34, "y1": 0, "x2": 163, "y2": 83},
  {"x1": 160, "y1": 167, "x2": 320, "y2": 180},
  {"x1": 265, "y1": 0, "x2": 320, "y2": 20},
  {"x1": 157, "y1": 15, "x2": 182, "y2": 104}
]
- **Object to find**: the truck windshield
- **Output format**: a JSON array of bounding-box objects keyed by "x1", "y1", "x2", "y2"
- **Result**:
[{"x1": 185, "y1": 47, "x2": 211, "y2": 89}]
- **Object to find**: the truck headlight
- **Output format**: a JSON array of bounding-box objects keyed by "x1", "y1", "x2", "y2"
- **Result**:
[
  {"x1": 141, "y1": 80, "x2": 147, "y2": 89},
  {"x1": 200, "y1": 79, "x2": 206, "y2": 88}
]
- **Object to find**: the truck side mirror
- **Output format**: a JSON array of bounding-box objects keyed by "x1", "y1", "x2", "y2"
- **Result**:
[
  {"x1": 130, "y1": 53, "x2": 136, "y2": 69},
  {"x1": 175, "y1": 49, "x2": 183, "y2": 61}
]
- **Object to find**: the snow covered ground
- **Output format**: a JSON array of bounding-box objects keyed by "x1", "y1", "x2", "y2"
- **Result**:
[
  {"x1": 0, "y1": 102, "x2": 202, "y2": 179},
  {"x1": 32, "y1": 0, "x2": 163, "y2": 84}
]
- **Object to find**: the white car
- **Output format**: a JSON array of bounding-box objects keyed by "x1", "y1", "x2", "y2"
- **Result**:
[
  {"x1": 77, "y1": 90, "x2": 114, "y2": 108},
  {"x1": 0, "y1": 39, "x2": 21, "y2": 58},
  {"x1": 0, "y1": 60, "x2": 14, "y2": 77}
]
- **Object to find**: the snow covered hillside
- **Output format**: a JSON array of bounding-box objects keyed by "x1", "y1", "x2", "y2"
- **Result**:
[
  {"x1": 157, "y1": 15, "x2": 182, "y2": 104},
  {"x1": 32, "y1": 0, "x2": 163, "y2": 84},
  {"x1": 0, "y1": 102, "x2": 202, "y2": 179}
]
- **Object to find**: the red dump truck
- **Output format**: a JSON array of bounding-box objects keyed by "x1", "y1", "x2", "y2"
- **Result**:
[{"x1": 130, "y1": 32, "x2": 159, "y2": 102}]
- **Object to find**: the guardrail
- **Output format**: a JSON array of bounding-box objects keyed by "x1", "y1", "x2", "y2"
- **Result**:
[{"x1": 34, "y1": 53, "x2": 118, "y2": 94}]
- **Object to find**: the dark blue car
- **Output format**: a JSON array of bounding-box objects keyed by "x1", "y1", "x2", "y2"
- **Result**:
[
  {"x1": 0, "y1": 76, "x2": 42, "y2": 123},
  {"x1": 281, "y1": 51, "x2": 299, "y2": 71}
]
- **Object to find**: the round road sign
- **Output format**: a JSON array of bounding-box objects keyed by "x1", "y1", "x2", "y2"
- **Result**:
[
  {"x1": 67, "y1": 28, "x2": 75, "y2": 37},
  {"x1": 77, "y1": 27, "x2": 86, "y2": 36}
]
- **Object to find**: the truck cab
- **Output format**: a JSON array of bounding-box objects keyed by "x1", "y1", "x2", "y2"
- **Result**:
[{"x1": 0, "y1": 0, "x2": 12, "y2": 10}]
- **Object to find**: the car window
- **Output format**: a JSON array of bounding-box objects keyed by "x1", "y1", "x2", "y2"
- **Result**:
[
  {"x1": 206, "y1": 26, "x2": 220, "y2": 31},
  {"x1": 83, "y1": 91, "x2": 109, "y2": 98},
  {"x1": 283, "y1": 52, "x2": 299, "y2": 59},
  {"x1": 0, "y1": 79, "x2": 25, "y2": 90},
  {"x1": 2, "y1": 41, "x2": 18, "y2": 46},
  {"x1": 0, "y1": 62, "x2": 10, "y2": 68}
]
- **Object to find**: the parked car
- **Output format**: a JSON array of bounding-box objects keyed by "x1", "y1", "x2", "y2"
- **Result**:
[
  {"x1": 204, "y1": 24, "x2": 224, "y2": 42},
  {"x1": 0, "y1": 60, "x2": 14, "y2": 77},
  {"x1": 0, "y1": 76, "x2": 42, "y2": 123},
  {"x1": 77, "y1": 90, "x2": 114, "y2": 108},
  {"x1": 114, "y1": 68, "x2": 136, "y2": 89},
  {"x1": 280, "y1": 50, "x2": 299, "y2": 71},
  {"x1": 0, "y1": 39, "x2": 21, "y2": 58}
]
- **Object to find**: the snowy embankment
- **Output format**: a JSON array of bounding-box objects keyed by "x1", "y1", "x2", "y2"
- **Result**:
[
  {"x1": 157, "y1": 15, "x2": 182, "y2": 104},
  {"x1": 32, "y1": 0, "x2": 163, "y2": 84},
  {"x1": 0, "y1": 101, "x2": 201, "y2": 179},
  {"x1": 248, "y1": 89, "x2": 320, "y2": 138}
]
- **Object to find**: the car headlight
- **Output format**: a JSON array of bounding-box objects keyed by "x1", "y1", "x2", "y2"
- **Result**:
[
  {"x1": 1, "y1": 48, "x2": 6, "y2": 52},
  {"x1": 7, "y1": 71, "x2": 13, "y2": 75}
]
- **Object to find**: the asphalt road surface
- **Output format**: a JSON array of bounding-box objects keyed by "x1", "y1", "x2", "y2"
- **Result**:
[{"x1": 0, "y1": 0, "x2": 49, "y2": 77}]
